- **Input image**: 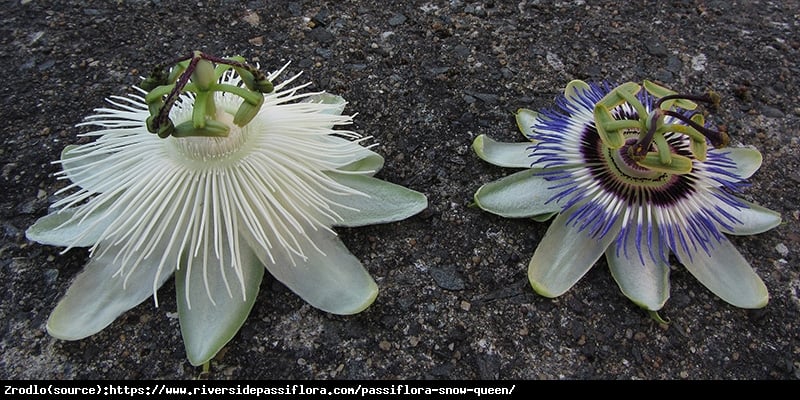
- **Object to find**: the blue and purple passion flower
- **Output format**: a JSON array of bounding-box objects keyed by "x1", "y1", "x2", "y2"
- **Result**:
[{"x1": 473, "y1": 80, "x2": 781, "y2": 312}]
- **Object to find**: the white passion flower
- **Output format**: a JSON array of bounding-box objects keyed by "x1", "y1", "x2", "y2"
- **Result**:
[
  {"x1": 472, "y1": 80, "x2": 781, "y2": 313},
  {"x1": 26, "y1": 53, "x2": 427, "y2": 365}
]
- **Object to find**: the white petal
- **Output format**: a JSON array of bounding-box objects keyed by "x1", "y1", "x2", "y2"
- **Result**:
[
  {"x1": 718, "y1": 199, "x2": 782, "y2": 235},
  {"x1": 515, "y1": 108, "x2": 540, "y2": 139},
  {"x1": 474, "y1": 169, "x2": 562, "y2": 218},
  {"x1": 59, "y1": 140, "x2": 146, "y2": 195},
  {"x1": 26, "y1": 199, "x2": 121, "y2": 247},
  {"x1": 303, "y1": 92, "x2": 347, "y2": 116},
  {"x1": 325, "y1": 172, "x2": 427, "y2": 227},
  {"x1": 298, "y1": 93, "x2": 383, "y2": 173},
  {"x1": 472, "y1": 134, "x2": 534, "y2": 168},
  {"x1": 60, "y1": 145, "x2": 102, "y2": 192},
  {"x1": 725, "y1": 147, "x2": 762, "y2": 179},
  {"x1": 673, "y1": 236, "x2": 768, "y2": 308},
  {"x1": 46, "y1": 239, "x2": 180, "y2": 340},
  {"x1": 606, "y1": 229, "x2": 670, "y2": 311},
  {"x1": 247, "y1": 227, "x2": 378, "y2": 315},
  {"x1": 563, "y1": 80, "x2": 591, "y2": 102},
  {"x1": 176, "y1": 245, "x2": 264, "y2": 366},
  {"x1": 532, "y1": 212, "x2": 557, "y2": 222},
  {"x1": 331, "y1": 142, "x2": 385, "y2": 175},
  {"x1": 528, "y1": 209, "x2": 620, "y2": 297},
  {"x1": 306, "y1": 135, "x2": 385, "y2": 176},
  {"x1": 60, "y1": 144, "x2": 124, "y2": 194}
]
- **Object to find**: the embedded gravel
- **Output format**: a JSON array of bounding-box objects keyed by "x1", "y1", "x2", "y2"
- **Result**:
[{"x1": 1, "y1": 0, "x2": 799, "y2": 380}]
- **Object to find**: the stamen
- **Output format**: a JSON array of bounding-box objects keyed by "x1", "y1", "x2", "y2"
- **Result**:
[
  {"x1": 592, "y1": 82, "x2": 729, "y2": 170},
  {"x1": 654, "y1": 92, "x2": 719, "y2": 110},
  {"x1": 631, "y1": 91, "x2": 728, "y2": 160},
  {"x1": 662, "y1": 110, "x2": 729, "y2": 148},
  {"x1": 141, "y1": 51, "x2": 275, "y2": 139}
]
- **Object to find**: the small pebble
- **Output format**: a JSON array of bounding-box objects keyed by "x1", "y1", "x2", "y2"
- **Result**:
[
  {"x1": 776, "y1": 243, "x2": 789, "y2": 257},
  {"x1": 388, "y1": 13, "x2": 406, "y2": 26}
]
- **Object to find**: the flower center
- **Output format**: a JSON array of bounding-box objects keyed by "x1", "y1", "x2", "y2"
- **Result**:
[
  {"x1": 583, "y1": 127, "x2": 695, "y2": 207},
  {"x1": 609, "y1": 138, "x2": 665, "y2": 180},
  {"x1": 167, "y1": 110, "x2": 256, "y2": 167}
]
